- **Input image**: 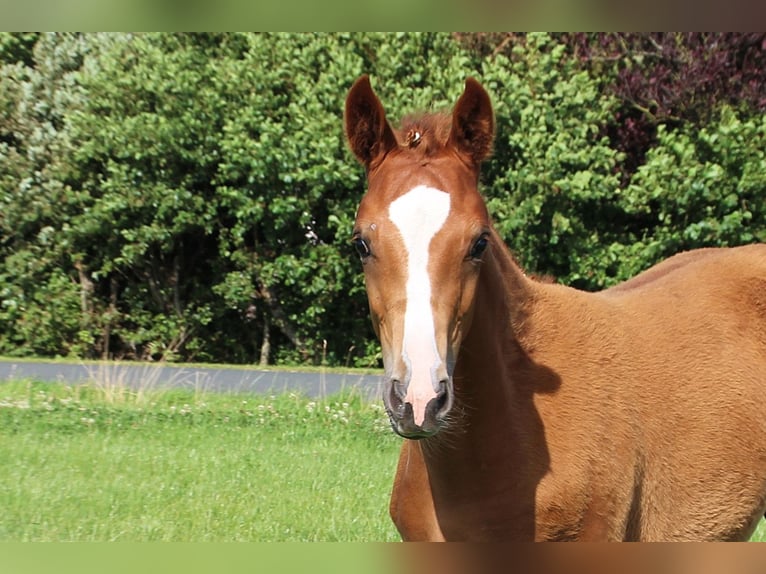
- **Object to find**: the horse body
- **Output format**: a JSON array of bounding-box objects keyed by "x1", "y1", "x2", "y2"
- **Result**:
[
  {"x1": 344, "y1": 75, "x2": 766, "y2": 541},
  {"x1": 398, "y1": 240, "x2": 766, "y2": 541}
]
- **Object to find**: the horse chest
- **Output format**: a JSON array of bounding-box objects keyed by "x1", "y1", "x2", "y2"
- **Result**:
[
  {"x1": 425, "y1": 441, "x2": 626, "y2": 541},
  {"x1": 432, "y1": 477, "x2": 621, "y2": 541},
  {"x1": 430, "y1": 480, "x2": 592, "y2": 541}
]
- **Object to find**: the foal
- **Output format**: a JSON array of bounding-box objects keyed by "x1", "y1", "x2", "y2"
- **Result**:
[{"x1": 345, "y1": 75, "x2": 766, "y2": 541}]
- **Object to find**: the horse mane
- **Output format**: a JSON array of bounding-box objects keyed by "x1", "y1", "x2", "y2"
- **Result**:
[{"x1": 395, "y1": 113, "x2": 452, "y2": 157}]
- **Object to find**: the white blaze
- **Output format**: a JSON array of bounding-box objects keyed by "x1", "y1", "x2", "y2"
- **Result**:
[{"x1": 388, "y1": 185, "x2": 450, "y2": 426}]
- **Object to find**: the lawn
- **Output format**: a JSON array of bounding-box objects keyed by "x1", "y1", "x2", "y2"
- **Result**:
[
  {"x1": 0, "y1": 380, "x2": 401, "y2": 542},
  {"x1": 1, "y1": 379, "x2": 764, "y2": 542}
]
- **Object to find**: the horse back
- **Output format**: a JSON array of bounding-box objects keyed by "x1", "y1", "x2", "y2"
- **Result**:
[{"x1": 603, "y1": 244, "x2": 766, "y2": 297}]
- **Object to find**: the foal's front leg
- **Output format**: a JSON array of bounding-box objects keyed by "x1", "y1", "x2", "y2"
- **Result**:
[{"x1": 389, "y1": 440, "x2": 445, "y2": 541}]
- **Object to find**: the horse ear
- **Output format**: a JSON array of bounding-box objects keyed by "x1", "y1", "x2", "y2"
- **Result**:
[
  {"x1": 344, "y1": 75, "x2": 398, "y2": 169},
  {"x1": 448, "y1": 77, "x2": 494, "y2": 164}
]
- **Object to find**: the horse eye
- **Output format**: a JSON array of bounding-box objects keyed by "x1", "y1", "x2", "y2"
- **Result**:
[
  {"x1": 469, "y1": 234, "x2": 489, "y2": 260},
  {"x1": 353, "y1": 236, "x2": 372, "y2": 260}
]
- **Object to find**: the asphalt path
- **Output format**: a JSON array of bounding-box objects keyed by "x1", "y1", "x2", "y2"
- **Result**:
[{"x1": 0, "y1": 360, "x2": 385, "y2": 399}]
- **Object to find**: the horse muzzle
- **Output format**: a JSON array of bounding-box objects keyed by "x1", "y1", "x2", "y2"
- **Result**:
[{"x1": 383, "y1": 376, "x2": 453, "y2": 439}]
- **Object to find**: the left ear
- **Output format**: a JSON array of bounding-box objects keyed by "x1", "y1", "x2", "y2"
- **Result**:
[
  {"x1": 447, "y1": 78, "x2": 494, "y2": 164},
  {"x1": 344, "y1": 75, "x2": 398, "y2": 170}
]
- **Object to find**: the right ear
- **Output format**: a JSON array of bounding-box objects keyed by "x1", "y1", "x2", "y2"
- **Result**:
[{"x1": 344, "y1": 75, "x2": 398, "y2": 169}]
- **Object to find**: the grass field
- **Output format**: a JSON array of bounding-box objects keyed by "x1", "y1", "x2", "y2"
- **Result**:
[
  {"x1": 1, "y1": 379, "x2": 764, "y2": 542},
  {"x1": 0, "y1": 380, "x2": 400, "y2": 541}
]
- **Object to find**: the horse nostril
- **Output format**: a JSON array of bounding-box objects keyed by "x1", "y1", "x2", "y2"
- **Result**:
[
  {"x1": 387, "y1": 379, "x2": 406, "y2": 414},
  {"x1": 392, "y1": 379, "x2": 407, "y2": 401},
  {"x1": 434, "y1": 391, "x2": 447, "y2": 412},
  {"x1": 432, "y1": 379, "x2": 451, "y2": 418}
]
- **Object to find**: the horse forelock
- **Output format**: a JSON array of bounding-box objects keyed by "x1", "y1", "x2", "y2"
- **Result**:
[{"x1": 396, "y1": 113, "x2": 452, "y2": 157}]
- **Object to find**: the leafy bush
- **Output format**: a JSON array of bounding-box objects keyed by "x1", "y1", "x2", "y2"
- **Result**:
[
  {"x1": 616, "y1": 106, "x2": 766, "y2": 273},
  {"x1": 480, "y1": 34, "x2": 625, "y2": 289},
  {"x1": 583, "y1": 33, "x2": 766, "y2": 181}
]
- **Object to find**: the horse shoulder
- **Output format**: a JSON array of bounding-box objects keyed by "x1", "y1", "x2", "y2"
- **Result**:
[{"x1": 509, "y1": 283, "x2": 641, "y2": 539}]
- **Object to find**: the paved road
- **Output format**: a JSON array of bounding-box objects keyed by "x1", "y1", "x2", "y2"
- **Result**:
[{"x1": 0, "y1": 360, "x2": 385, "y2": 399}]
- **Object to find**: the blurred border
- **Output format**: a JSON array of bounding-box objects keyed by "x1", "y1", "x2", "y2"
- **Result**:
[
  {"x1": 3, "y1": 542, "x2": 766, "y2": 574},
  {"x1": 1, "y1": 0, "x2": 764, "y2": 31},
  {"x1": 1, "y1": 543, "x2": 389, "y2": 574},
  {"x1": 391, "y1": 543, "x2": 766, "y2": 574}
]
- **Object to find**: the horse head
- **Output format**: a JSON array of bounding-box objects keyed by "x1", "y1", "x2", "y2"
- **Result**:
[{"x1": 345, "y1": 75, "x2": 495, "y2": 438}]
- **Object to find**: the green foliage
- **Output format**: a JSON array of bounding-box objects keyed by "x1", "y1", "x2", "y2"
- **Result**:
[
  {"x1": 66, "y1": 33, "x2": 227, "y2": 361},
  {"x1": 617, "y1": 107, "x2": 766, "y2": 271},
  {"x1": 211, "y1": 33, "x2": 370, "y2": 365},
  {"x1": 481, "y1": 33, "x2": 625, "y2": 289},
  {"x1": 0, "y1": 33, "x2": 93, "y2": 356},
  {"x1": 0, "y1": 33, "x2": 764, "y2": 365},
  {"x1": 0, "y1": 32, "x2": 39, "y2": 66}
]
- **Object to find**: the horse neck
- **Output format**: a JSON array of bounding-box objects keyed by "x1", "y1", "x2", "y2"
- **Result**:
[
  {"x1": 436, "y1": 228, "x2": 536, "y2": 444},
  {"x1": 420, "y1": 236, "x2": 554, "y2": 539},
  {"x1": 463, "y1": 228, "x2": 534, "y2": 373}
]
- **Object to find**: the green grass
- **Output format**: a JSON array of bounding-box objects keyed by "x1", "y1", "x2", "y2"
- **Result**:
[
  {"x1": 1, "y1": 379, "x2": 764, "y2": 542},
  {"x1": 0, "y1": 380, "x2": 400, "y2": 541},
  {"x1": 755, "y1": 520, "x2": 766, "y2": 542}
]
